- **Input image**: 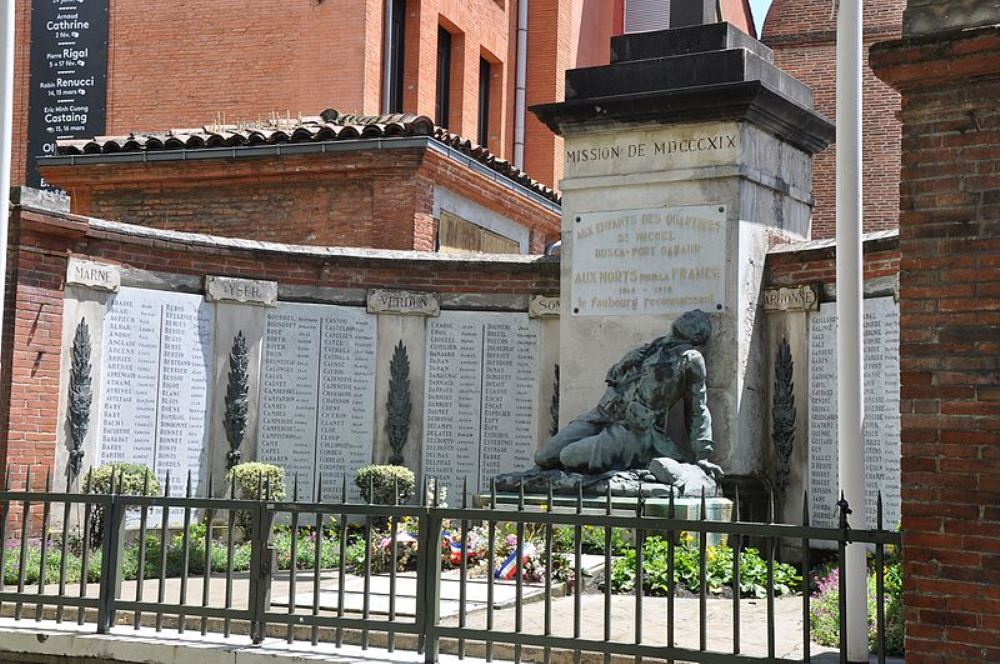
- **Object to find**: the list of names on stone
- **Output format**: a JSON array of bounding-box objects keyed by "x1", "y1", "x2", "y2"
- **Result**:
[
  {"x1": 26, "y1": 0, "x2": 109, "y2": 188},
  {"x1": 423, "y1": 312, "x2": 540, "y2": 502},
  {"x1": 807, "y1": 297, "x2": 901, "y2": 529},
  {"x1": 97, "y1": 288, "x2": 214, "y2": 522},
  {"x1": 572, "y1": 206, "x2": 727, "y2": 317},
  {"x1": 257, "y1": 303, "x2": 376, "y2": 501}
]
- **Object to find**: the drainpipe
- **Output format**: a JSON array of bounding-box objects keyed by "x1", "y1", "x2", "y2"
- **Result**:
[
  {"x1": 381, "y1": 0, "x2": 394, "y2": 114},
  {"x1": 0, "y1": 0, "x2": 14, "y2": 376},
  {"x1": 513, "y1": 0, "x2": 527, "y2": 169},
  {"x1": 835, "y1": 0, "x2": 867, "y2": 661}
]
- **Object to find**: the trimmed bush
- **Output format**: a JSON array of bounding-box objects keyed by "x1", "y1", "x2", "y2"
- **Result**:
[
  {"x1": 226, "y1": 462, "x2": 286, "y2": 538},
  {"x1": 355, "y1": 465, "x2": 415, "y2": 505},
  {"x1": 83, "y1": 463, "x2": 160, "y2": 548}
]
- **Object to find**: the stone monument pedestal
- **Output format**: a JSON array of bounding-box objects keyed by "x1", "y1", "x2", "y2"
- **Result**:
[
  {"x1": 474, "y1": 493, "x2": 733, "y2": 547},
  {"x1": 531, "y1": 23, "x2": 834, "y2": 481}
]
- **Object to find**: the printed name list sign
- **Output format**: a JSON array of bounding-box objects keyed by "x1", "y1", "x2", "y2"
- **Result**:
[
  {"x1": 808, "y1": 297, "x2": 901, "y2": 531},
  {"x1": 571, "y1": 205, "x2": 727, "y2": 317},
  {"x1": 97, "y1": 287, "x2": 214, "y2": 522},
  {"x1": 257, "y1": 303, "x2": 377, "y2": 502},
  {"x1": 422, "y1": 311, "x2": 540, "y2": 502}
]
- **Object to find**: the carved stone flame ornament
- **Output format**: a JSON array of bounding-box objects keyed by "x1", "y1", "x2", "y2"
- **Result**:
[
  {"x1": 387, "y1": 340, "x2": 412, "y2": 466},
  {"x1": 68, "y1": 319, "x2": 93, "y2": 475},
  {"x1": 772, "y1": 337, "x2": 796, "y2": 490},
  {"x1": 224, "y1": 331, "x2": 250, "y2": 470}
]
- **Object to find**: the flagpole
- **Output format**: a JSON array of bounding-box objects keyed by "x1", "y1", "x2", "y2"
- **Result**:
[{"x1": 836, "y1": 0, "x2": 868, "y2": 660}]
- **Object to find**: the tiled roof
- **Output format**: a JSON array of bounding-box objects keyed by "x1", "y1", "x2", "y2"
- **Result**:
[{"x1": 55, "y1": 109, "x2": 561, "y2": 204}]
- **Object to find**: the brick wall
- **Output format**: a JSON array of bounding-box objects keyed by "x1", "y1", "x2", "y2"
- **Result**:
[
  {"x1": 766, "y1": 235, "x2": 900, "y2": 288},
  {"x1": 872, "y1": 25, "x2": 1000, "y2": 663},
  {"x1": 0, "y1": 206, "x2": 560, "y2": 491},
  {"x1": 763, "y1": 0, "x2": 904, "y2": 240},
  {"x1": 39, "y1": 146, "x2": 560, "y2": 251}
]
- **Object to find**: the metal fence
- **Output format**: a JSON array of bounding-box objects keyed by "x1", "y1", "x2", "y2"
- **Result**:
[{"x1": 0, "y1": 470, "x2": 901, "y2": 664}]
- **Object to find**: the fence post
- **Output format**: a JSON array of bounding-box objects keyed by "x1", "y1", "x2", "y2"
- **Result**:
[
  {"x1": 249, "y1": 500, "x2": 275, "y2": 644},
  {"x1": 96, "y1": 494, "x2": 125, "y2": 634},
  {"x1": 416, "y1": 488, "x2": 442, "y2": 663}
]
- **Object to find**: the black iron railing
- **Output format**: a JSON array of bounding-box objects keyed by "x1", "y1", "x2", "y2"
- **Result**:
[{"x1": 0, "y1": 470, "x2": 901, "y2": 664}]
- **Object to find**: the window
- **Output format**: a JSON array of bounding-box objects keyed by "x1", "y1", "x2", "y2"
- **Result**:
[
  {"x1": 387, "y1": 0, "x2": 406, "y2": 113},
  {"x1": 477, "y1": 58, "x2": 491, "y2": 147},
  {"x1": 435, "y1": 27, "x2": 452, "y2": 128},
  {"x1": 438, "y1": 212, "x2": 520, "y2": 254}
]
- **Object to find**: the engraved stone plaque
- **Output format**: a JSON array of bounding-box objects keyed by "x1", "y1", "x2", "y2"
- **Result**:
[
  {"x1": 528, "y1": 295, "x2": 560, "y2": 318},
  {"x1": 571, "y1": 205, "x2": 727, "y2": 317},
  {"x1": 97, "y1": 287, "x2": 214, "y2": 522},
  {"x1": 257, "y1": 302, "x2": 377, "y2": 501},
  {"x1": 763, "y1": 285, "x2": 818, "y2": 313},
  {"x1": 422, "y1": 311, "x2": 540, "y2": 502},
  {"x1": 205, "y1": 276, "x2": 278, "y2": 306},
  {"x1": 808, "y1": 297, "x2": 901, "y2": 531},
  {"x1": 67, "y1": 257, "x2": 120, "y2": 292},
  {"x1": 367, "y1": 289, "x2": 440, "y2": 316}
]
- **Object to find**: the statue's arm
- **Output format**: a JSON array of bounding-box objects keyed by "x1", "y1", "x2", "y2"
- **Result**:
[{"x1": 684, "y1": 351, "x2": 714, "y2": 461}]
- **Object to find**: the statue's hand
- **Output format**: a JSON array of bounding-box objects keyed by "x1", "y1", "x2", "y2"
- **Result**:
[{"x1": 697, "y1": 459, "x2": 724, "y2": 481}]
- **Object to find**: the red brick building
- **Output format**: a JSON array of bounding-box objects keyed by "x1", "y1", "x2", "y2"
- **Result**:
[
  {"x1": 11, "y1": 0, "x2": 755, "y2": 196},
  {"x1": 39, "y1": 112, "x2": 562, "y2": 253},
  {"x1": 763, "y1": 0, "x2": 905, "y2": 239}
]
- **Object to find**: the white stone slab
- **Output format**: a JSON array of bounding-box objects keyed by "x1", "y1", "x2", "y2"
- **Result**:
[
  {"x1": 205, "y1": 275, "x2": 277, "y2": 306},
  {"x1": 97, "y1": 287, "x2": 214, "y2": 524},
  {"x1": 570, "y1": 205, "x2": 726, "y2": 317},
  {"x1": 66, "y1": 257, "x2": 120, "y2": 292},
  {"x1": 367, "y1": 289, "x2": 440, "y2": 316},
  {"x1": 257, "y1": 303, "x2": 377, "y2": 501},
  {"x1": 807, "y1": 297, "x2": 901, "y2": 530},
  {"x1": 422, "y1": 311, "x2": 541, "y2": 503}
]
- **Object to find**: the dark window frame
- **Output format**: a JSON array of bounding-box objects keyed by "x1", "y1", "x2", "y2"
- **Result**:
[
  {"x1": 435, "y1": 27, "x2": 452, "y2": 128},
  {"x1": 477, "y1": 57, "x2": 491, "y2": 147},
  {"x1": 387, "y1": 0, "x2": 406, "y2": 113}
]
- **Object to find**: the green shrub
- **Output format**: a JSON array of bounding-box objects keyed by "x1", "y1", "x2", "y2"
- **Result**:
[
  {"x1": 272, "y1": 526, "x2": 342, "y2": 571},
  {"x1": 226, "y1": 463, "x2": 286, "y2": 538},
  {"x1": 84, "y1": 463, "x2": 161, "y2": 548},
  {"x1": 355, "y1": 465, "x2": 415, "y2": 505},
  {"x1": 810, "y1": 563, "x2": 904, "y2": 655},
  {"x1": 553, "y1": 525, "x2": 633, "y2": 556},
  {"x1": 607, "y1": 535, "x2": 801, "y2": 598}
]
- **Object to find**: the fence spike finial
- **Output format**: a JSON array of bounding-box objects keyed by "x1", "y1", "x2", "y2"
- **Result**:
[
  {"x1": 393, "y1": 475, "x2": 399, "y2": 506},
  {"x1": 368, "y1": 474, "x2": 374, "y2": 505},
  {"x1": 489, "y1": 477, "x2": 496, "y2": 510},
  {"x1": 700, "y1": 486, "x2": 707, "y2": 521},
  {"x1": 164, "y1": 470, "x2": 171, "y2": 498},
  {"x1": 186, "y1": 470, "x2": 193, "y2": 498},
  {"x1": 229, "y1": 472, "x2": 236, "y2": 500},
  {"x1": 45, "y1": 469, "x2": 52, "y2": 493},
  {"x1": 802, "y1": 489, "x2": 810, "y2": 526},
  {"x1": 207, "y1": 473, "x2": 214, "y2": 499},
  {"x1": 341, "y1": 474, "x2": 347, "y2": 504},
  {"x1": 669, "y1": 484, "x2": 676, "y2": 519},
  {"x1": 293, "y1": 472, "x2": 300, "y2": 502},
  {"x1": 316, "y1": 473, "x2": 323, "y2": 503},
  {"x1": 462, "y1": 477, "x2": 468, "y2": 510},
  {"x1": 877, "y1": 490, "x2": 884, "y2": 531},
  {"x1": 25, "y1": 465, "x2": 32, "y2": 493}
]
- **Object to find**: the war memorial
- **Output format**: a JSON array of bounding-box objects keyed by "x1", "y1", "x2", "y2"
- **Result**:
[{"x1": 0, "y1": 1, "x2": 998, "y2": 662}]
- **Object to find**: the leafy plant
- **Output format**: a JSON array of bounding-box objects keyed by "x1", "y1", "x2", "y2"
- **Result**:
[
  {"x1": 226, "y1": 463, "x2": 286, "y2": 538},
  {"x1": 223, "y1": 331, "x2": 250, "y2": 470},
  {"x1": 355, "y1": 465, "x2": 415, "y2": 505},
  {"x1": 84, "y1": 463, "x2": 161, "y2": 548},
  {"x1": 810, "y1": 562, "x2": 904, "y2": 655},
  {"x1": 607, "y1": 535, "x2": 801, "y2": 598},
  {"x1": 553, "y1": 525, "x2": 633, "y2": 556},
  {"x1": 67, "y1": 319, "x2": 93, "y2": 476}
]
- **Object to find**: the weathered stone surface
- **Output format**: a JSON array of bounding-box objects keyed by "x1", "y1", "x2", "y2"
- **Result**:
[
  {"x1": 903, "y1": 0, "x2": 1000, "y2": 37},
  {"x1": 647, "y1": 458, "x2": 718, "y2": 498},
  {"x1": 528, "y1": 295, "x2": 560, "y2": 318},
  {"x1": 66, "y1": 257, "x2": 120, "y2": 292},
  {"x1": 205, "y1": 275, "x2": 277, "y2": 306},
  {"x1": 367, "y1": 288, "x2": 440, "y2": 316},
  {"x1": 610, "y1": 22, "x2": 773, "y2": 63},
  {"x1": 763, "y1": 286, "x2": 818, "y2": 313}
]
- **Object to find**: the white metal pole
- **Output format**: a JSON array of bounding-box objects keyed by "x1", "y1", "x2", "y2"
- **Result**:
[
  {"x1": 836, "y1": 0, "x2": 867, "y2": 660},
  {"x1": 513, "y1": 0, "x2": 527, "y2": 169},
  {"x1": 0, "y1": 0, "x2": 14, "y2": 375}
]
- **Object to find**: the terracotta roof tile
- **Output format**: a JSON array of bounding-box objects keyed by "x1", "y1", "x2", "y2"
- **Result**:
[{"x1": 56, "y1": 109, "x2": 560, "y2": 204}]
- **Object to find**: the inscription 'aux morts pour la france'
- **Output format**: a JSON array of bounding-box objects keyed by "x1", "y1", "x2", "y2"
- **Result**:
[
  {"x1": 565, "y1": 134, "x2": 737, "y2": 164},
  {"x1": 572, "y1": 206, "x2": 727, "y2": 317}
]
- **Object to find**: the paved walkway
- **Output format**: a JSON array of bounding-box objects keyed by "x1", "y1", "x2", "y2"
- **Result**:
[{"x1": 13, "y1": 574, "x2": 902, "y2": 663}]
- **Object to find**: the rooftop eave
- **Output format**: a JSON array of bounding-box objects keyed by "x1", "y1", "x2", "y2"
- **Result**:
[{"x1": 530, "y1": 80, "x2": 835, "y2": 156}]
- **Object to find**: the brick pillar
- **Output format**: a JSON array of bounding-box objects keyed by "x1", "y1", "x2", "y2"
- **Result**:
[{"x1": 872, "y1": 8, "x2": 1000, "y2": 663}]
